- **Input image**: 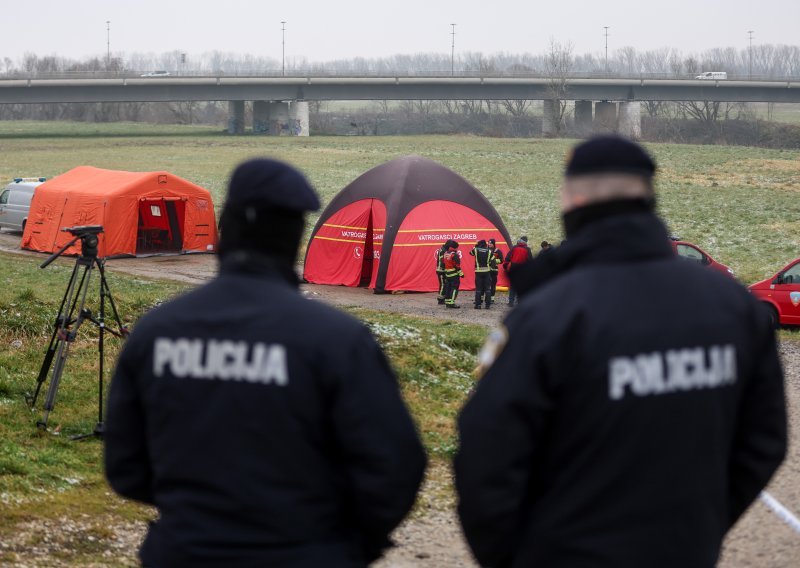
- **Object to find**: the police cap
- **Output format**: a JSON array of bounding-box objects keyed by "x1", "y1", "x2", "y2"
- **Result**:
[
  {"x1": 565, "y1": 136, "x2": 656, "y2": 179},
  {"x1": 222, "y1": 158, "x2": 320, "y2": 218}
]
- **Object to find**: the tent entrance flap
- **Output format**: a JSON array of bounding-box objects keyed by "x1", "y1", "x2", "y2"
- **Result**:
[
  {"x1": 136, "y1": 199, "x2": 186, "y2": 254},
  {"x1": 303, "y1": 198, "x2": 387, "y2": 287},
  {"x1": 358, "y1": 213, "x2": 374, "y2": 287}
]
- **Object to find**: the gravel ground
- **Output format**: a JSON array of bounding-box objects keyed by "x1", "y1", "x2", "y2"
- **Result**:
[{"x1": 0, "y1": 230, "x2": 798, "y2": 566}]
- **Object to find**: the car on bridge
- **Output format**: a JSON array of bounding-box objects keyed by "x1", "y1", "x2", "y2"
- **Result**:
[
  {"x1": 695, "y1": 71, "x2": 727, "y2": 80},
  {"x1": 140, "y1": 70, "x2": 170, "y2": 78},
  {"x1": 748, "y1": 257, "x2": 800, "y2": 327}
]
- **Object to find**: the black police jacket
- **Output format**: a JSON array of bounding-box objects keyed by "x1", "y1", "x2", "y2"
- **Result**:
[
  {"x1": 455, "y1": 212, "x2": 787, "y2": 568},
  {"x1": 105, "y1": 256, "x2": 426, "y2": 567}
]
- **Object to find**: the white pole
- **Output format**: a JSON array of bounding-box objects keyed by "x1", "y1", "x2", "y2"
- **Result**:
[{"x1": 760, "y1": 491, "x2": 800, "y2": 534}]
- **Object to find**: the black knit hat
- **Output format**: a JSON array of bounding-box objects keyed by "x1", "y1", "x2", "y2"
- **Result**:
[
  {"x1": 221, "y1": 158, "x2": 320, "y2": 220},
  {"x1": 565, "y1": 136, "x2": 656, "y2": 178},
  {"x1": 218, "y1": 159, "x2": 319, "y2": 261}
]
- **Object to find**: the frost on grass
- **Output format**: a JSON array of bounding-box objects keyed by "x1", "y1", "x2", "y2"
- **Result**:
[
  {"x1": 366, "y1": 322, "x2": 422, "y2": 342},
  {"x1": 365, "y1": 320, "x2": 478, "y2": 400}
]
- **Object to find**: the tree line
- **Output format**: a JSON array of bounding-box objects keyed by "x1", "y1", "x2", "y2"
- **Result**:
[
  {"x1": 3, "y1": 42, "x2": 800, "y2": 78},
  {"x1": 1, "y1": 43, "x2": 799, "y2": 148}
]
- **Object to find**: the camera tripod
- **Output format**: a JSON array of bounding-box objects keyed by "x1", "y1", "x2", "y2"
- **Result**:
[{"x1": 27, "y1": 226, "x2": 127, "y2": 438}]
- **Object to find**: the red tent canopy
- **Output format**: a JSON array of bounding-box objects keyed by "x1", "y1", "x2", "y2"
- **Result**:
[{"x1": 304, "y1": 156, "x2": 512, "y2": 293}]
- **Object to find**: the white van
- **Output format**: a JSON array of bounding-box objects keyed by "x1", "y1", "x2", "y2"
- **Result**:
[
  {"x1": 695, "y1": 71, "x2": 728, "y2": 80},
  {"x1": 0, "y1": 178, "x2": 46, "y2": 232}
]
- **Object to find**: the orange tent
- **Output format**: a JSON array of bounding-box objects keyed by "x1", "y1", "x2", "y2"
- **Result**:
[{"x1": 21, "y1": 166, "x2": 218, "y2": 258}]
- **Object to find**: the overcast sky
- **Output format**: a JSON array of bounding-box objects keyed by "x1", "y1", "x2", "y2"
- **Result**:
[{"x1": 2, "y1": 0, "x2": 797, "y2": 64}]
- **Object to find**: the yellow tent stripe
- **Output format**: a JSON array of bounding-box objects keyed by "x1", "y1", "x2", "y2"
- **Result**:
[
  {"x1": 397, "y1": 228, "x2": 500, "y2": 233},
  {"x1": 322, "y1": 223, "x2": 386, "y2": 231},
  {"x1": 313, "y1": 236, "x2": 365, "y2": 244},
  {"x1": 322, "y1": 223, "x2": 366, "y2": 230},
  {"x1": 313, "y1": 236, "x2": 385, "y2": 245},
  {"x1": 315, "y1": 235, "x2": 506, "y2": 247},
  {"x1": 394, "y1": 241, "x2": 507, "y2": 247}
]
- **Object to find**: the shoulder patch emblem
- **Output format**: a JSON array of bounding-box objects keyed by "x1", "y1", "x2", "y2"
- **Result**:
[{"x1": 475, "y1": 325, "x2": 509, "y2": 378}]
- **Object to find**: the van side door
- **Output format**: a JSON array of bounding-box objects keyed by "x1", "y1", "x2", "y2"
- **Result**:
[{"x1": 8, "y1": 188, "x2": 33, "y2": 230}]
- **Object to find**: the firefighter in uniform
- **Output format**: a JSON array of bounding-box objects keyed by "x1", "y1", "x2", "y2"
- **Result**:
[
  {"x1": 469, "y1": 239, "x2": 492, "y2": 309},
  {"x1": 455, "y1": 137, "x2": 787, "y2": 568},
  {"x1": 442, "y1": 241, "x2": 463, "y2": 309},
  {"x1": 435, "y1": 240, "x2": 455, "y2": 305},
  {"x1": 487, "y1": 238, "x2": 503, "y2": 304},
  {"x1": 105, "y1": 159, "x2": 426, "y2": 568}
]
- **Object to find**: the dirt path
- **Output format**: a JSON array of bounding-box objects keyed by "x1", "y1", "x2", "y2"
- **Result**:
[
  {"x1": 2, "y1": 230, "x2": 798, "y2": 567},
  {"x1": 0, "y1": 230, "x2": 509, "y2": 327}
]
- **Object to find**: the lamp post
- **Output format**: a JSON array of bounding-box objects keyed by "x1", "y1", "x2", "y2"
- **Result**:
[
  {"x1": 748, "y1": 30, "x2": 754, "y2": 80},
  {"x1": 603, "y1": 26, "x2": 610, "y2": 74},
  {"x1": 106, "y1": 20, "x2": 111, "y2": 70},
  {"x1": 282, "y1": 21, "x2": 286, "y2": 76},
  {"x1": 450, "y1": 23, "x2": 456, "y2": 76}
]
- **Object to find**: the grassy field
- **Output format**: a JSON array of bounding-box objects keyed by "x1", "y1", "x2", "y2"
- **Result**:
[
  {"x1": 749, "y1": 102, "x2": 800, "y2": 124},
  {"x1": 1, "y1": 121, "x2": 798, "y2": 284},
  {"x1": 0, "y1": 249, "x2": 487, "y2": 564},
  {"x1": 0, "y1": 252, "x2": 186, "y2": 563},
  {"x1": 0, "y1": 122, "x2": 798, "y2": 563}
]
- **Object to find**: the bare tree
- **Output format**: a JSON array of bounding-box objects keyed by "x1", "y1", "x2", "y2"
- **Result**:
[
  {"x1": 501, "y1": 99, "x2": 532, "y2": 117},
  {"x1": 684, "y1": 56, "x2": 700, "y2": 77},
  {"x1": 618, "y1": 46, "x2": 639, "y2": 75},
  {"x1": 544, "y1": 39, "x2": 574, "y2": 135},
  {"x1": 669, "y1": 53, "x2": 684, "y2": 77},
  {"x1": 167, "y1": 101, "x2": 201, "y2": 124},
  {"x1": 680, "y1": 101, "x2": 723, "y2": 125},
  {"x1": 643, "y1": 100, "x2": 667, "y2": 118},
  {"x1": 414, "y1": 100, "x2": 438, "y2": 115}
]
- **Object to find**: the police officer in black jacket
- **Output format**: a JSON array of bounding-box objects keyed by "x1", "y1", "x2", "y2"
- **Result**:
[
  {"x1": 105, "y1": 159, "x2": 426, "y2": 567},
  {"x1": 455, "y1": 137, "x2": 787, "y2": 568}
]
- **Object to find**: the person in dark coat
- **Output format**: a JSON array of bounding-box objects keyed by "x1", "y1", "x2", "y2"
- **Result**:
[
  {"x1": 455, "y1": 136, "x2": 787, "y2": 568},
  {"x1": 503, "y1": 236, "x2": 533, "y2": 306},
  {"x1": 104, "y1": 158, "x2": 426, "y2": 568},
  {"x1": 469, "y1": 239, "x2": 492, "y2": 309},
  {"x1": 487, "y1": 238, "x2": 504, "y2": 303}
]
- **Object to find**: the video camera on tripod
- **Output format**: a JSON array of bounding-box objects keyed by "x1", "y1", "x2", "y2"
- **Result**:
[
  {"x1": 27, "y1": 225, "x2": 128, "y2": 438},
  {"x1": 40, "y1": 225, "x2": 103, "y2": 268}
]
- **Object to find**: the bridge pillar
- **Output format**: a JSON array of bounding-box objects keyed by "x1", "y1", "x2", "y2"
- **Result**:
[
  {"x1": 253, "y1": 101, "x2": 270, "y2": 134},
  {"x1": 227, "y1": 100, "x2": 245, "y2": 134},
  {"x1": 618, "y1": 101, "x2": 642, "y2": 139},
  {"x1": 542, "y1": 99, "x2": 558, "y2": 137},
  {"x1": 574, "y1": 100, "x2": 593, "y2": 134},
  {"x1": 289, "y1": 101, "x2": 310, "y2": 137},
  {"x1": 594, "y1": 101, "x2": 617, "y2": 132},
  {"x1": 253, "y1": 101, "x2": 310, "y2": 136}
]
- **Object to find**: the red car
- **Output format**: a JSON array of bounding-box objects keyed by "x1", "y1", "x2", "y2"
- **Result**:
[
  {"x1": 669, "y1": 238, "x2": 735, "y2": 279},
  {"x1": 748, "y1": 257, "x2": 800, "y2": 327}
]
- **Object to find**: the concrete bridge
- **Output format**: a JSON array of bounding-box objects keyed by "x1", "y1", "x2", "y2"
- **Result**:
[{"x1": 2, "y1": 75, "x2": 798, "y2": 138}]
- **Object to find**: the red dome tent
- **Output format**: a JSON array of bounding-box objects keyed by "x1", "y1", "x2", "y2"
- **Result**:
[
  {"x1": 304, "y1": 156, "x2": 512, "y2": 293},
  {"x1": 21, "y1": 166, "x2": 218, "y2": 258}
]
